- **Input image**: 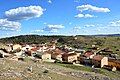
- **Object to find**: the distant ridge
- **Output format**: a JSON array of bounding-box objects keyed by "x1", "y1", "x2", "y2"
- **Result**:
[
  {"x1": 1, "y1": 34, "x2": 120, "y2": 39},
  {"x1": 89, "y1": 34, "x2": 120, "y2": 36}
]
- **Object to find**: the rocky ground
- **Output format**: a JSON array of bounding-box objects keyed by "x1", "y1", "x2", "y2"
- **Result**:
[{"x1": 0, "y1": 58, "x2": 119, "y2": 80}]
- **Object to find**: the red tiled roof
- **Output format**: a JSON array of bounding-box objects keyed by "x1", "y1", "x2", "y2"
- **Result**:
[
  {"x1": 92, "y1": 55, "x2": 104, "y2": 61},
  {"x1": 63, "y1": 53, "x2": 77, "y2": 57},
  {"x1": 45, "y1": 50, "x2": 53, "y2": 54},
  {"x1": 102, "y1": 48, "x2": 112, "y2": 52},
  {"x1": 31, "y1": 48, "x2": 39, "y2": 51},
  {"x1": 51, "y1": 44, "x2": 56, "y2": 46},
  {"x1": 25, "y1": 50, "x2": 33, "y2": 53},
  {"x1": 12, "y1": 44, "x2": 21, "y2": 46},
  {"x1": 21, "y1": 45, "x2": 26, "y2": 47},
  {"x1": 85, "y1": 51, "x2": 94, "y2": 57},
  {"x1": 53, "y1": 49, "x2": 62, "y2": 53},
  {"x1": 108, "y1": 59, "x2": 120, "y2": 64},
  {"x1": 6, "y1": 44, "x2": 13, "y2": 46}
]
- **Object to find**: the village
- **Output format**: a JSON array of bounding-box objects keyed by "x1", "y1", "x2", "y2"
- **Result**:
[{"x1": 0, "y1": 40, "x2": 120, "y2": 72}]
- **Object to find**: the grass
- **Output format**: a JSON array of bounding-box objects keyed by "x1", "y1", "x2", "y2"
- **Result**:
[
  {"x1": 45, "y1": 61, "x2": 120, "y2": 80},
  {"x1": 57, "y1": 63, "x2": 94, "y2": 72},
  {"x1": 45, "y1": 62, "x2": 96, "y2": 72},
  {"x1": 0, "y1": 57, "x2": 120, "y2": 80},
  {"x1": 98, "y1": 68, "x2": 120, "y2": 80},
  {"x1": 0, "y1": 58, "x2": 80, "y2": 80}
]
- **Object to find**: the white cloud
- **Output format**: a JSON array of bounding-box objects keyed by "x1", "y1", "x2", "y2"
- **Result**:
[
  {"x1": 110, "y1": 20, "x2": 120, "y2": 27},
  {"x1": 5, "y1": 6, "x2": 45, "y2": 21},
  {"x1": 31, "y1": 29, "x2": 44, "y2": 33},
  {"x1": 74, "y1": 27, "x2": 81, "y2": 29},
  {"x1": 69, "y1": 26, "x2": 81, "y2": 33},
  {"x1": 0, "y1": 33, "x2": 9, "y2": 36},
  {"x1": 77, "y1": 4, "x2": 110, "y2": 12},
  {"x1": 48, "y1": 0, "x2": 52, "y2": 4},
  {"x1": 0, "y1": 31, "x2": 21, "y2": 38},
  {"x1": 49, "y1": 29, "x2": 58, "y2": 33},
  {"x1": 0, "y1": 33, "x2": 12, "y2": 38},
  {"x1": 69, "y1": 22, "x2": 72, "y2": 25},
  {"x1": 47, "y1": 24, "x2": 64, "y2": 29},
  {"x1": 74, "y1": 0, "x2": 80, "y2": 3},
  {"x1": 96, "y1": 24, "x2": 103, "y2": 26},
  {"x1": 43, "y1": 22, "x2": 47, "y2": 25},
  {"x1": 0, "y1": 19, "x2": 21, "y2": 31},
  {"x1": 75, "y1": 14, "x2": 96, "y2": 18},
  {"x1": 43, "y1": 24, "x2": 64, "y2": 33},
  {"x1": 85, "y1": 14, "x2": 97, "y2": 18},
  {"x1": 75, "y1": 14, "x2": 84, "y2": 18},
  {"x1": 85, "y1": 24, "x2": 95, "y2": 27}
]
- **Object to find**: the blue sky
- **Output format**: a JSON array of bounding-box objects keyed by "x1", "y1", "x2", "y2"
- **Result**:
[{"x1": 0, "y1": 0, "x2": 120, "y2": 37}]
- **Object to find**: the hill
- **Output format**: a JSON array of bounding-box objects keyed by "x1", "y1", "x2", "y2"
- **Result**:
[
  {"x1": 0, "y1": 58, "x2": 119, "y2": 80},
  {"x1": 1, "y1": 35, "x2": 120, "y2": 58},
  {"x1": 0, "y1": 35, "x2": 75, "y2": 44}
]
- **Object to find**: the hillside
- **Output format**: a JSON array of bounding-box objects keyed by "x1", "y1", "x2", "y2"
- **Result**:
[
  {"x1": 1, "y1": 35, "x2": 120, "y2": 58},
  {"x1": 0, "y1": 58, "x2": 119, "y2": 80},
  {"x1": 0, "y1": 35, "x2": 120, "y2": 80}
]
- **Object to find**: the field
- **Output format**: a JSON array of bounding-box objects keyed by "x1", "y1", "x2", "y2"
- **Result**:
[
  {"x1": 0, "y1": 58, "x2": 79, "y2": 80},
  {"x1": 0, "y1": 57, "x2": 120, "y2": 80}
]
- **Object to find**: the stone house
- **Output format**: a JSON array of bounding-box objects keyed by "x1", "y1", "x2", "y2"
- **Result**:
[
  {"x1": 108, "y1": 59, "x2": 120, "y2": 70},
  {"x1": 0, "y1": 43, "x2": 12, "y2": 52},
  {"x1": 0, "y1": 49, "x2": 10, "y2": 58},
  {"x1": 52, "y1": 53, "x2": 62, "y2": 61},
  {"x1": 12, "y1": 44, "x2": 22, "y2": 52},
  {"x1": 62, "y1": 53, "x2": 78, "y2": 63},
  {"x1": 85, "y1": 51, "x2": 95, "y2": 59},
  {"x1": 51, "y1": 49, "x2": 63, "y2": 61},
  {"x1": 36, "y1": 52, "x2": 51, "y2": 60},
  {"x1": 91, "y1": 55, "x2": 108, "y2": 68}
]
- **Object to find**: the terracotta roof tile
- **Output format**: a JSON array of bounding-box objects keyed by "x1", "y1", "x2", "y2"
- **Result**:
[
  {"x1": 85, "y1": 51, "x2": 94, "y2": 57},
  {"x1": 63, "y1": 53, "x2": 77, "y2": 57},
  {"x1": 53, "y1": 49, "x2": 62, "y2": 53},
  {"x1": 109, "y1": 59, "x2": 120, "y2": 64},
  {"x1": 31, "y1": 48, "x2": 39, "y2": 51},
  {"x1": 45, "y1": 50, "x2": 53, "y2": 54},
  {"x1": 92, "y1": 55, "x2": 104, "y2": 61}
]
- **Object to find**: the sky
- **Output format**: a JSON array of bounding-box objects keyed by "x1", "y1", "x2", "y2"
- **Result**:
[{"x1": 0, "y1": 0, "x2": 120, "y2": 38}]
